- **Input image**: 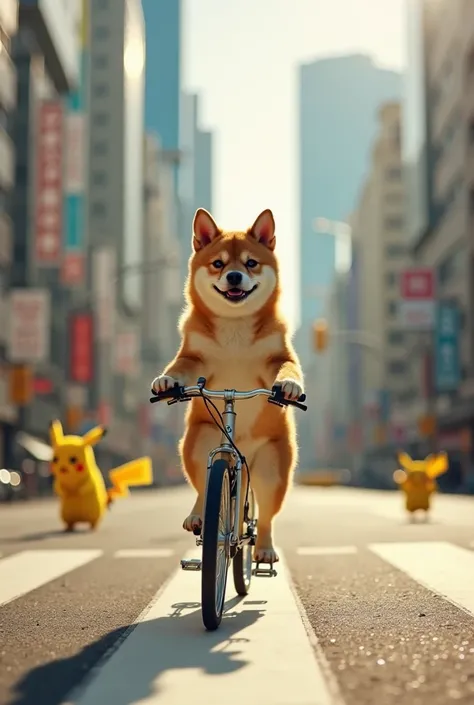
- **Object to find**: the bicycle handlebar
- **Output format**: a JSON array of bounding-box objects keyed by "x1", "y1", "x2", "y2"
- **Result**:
[{"x1": 149, "y1": 376, "x2": 307, "y2": 411}]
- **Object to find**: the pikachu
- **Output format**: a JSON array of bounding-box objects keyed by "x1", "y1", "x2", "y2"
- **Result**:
[
  {"x1": 393, "y1": 450, "x2": 448, "y2": 519},
  {"x1": 49, "y1": 420, "x2": 153, "y2": 531}
]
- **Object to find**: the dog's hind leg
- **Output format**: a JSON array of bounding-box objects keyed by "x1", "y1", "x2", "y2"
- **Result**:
[
  {"x1": 250, "y1": 435, "x2": 295, "y2": 563},
  {"x1": 179, "y1": 423, "x2": 221, "y2": 532}
]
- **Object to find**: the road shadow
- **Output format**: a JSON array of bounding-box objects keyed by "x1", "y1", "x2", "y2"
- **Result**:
[{"x1": 9, "y1": 594, "x2": 267, "y2": 705}]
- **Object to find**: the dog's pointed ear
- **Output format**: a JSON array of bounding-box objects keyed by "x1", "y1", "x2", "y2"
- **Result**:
[
  {"x1": 192, "y1": 209, "x2": 220, "y2": 251},
  {"x1": 249, "y1": 209, "x2": 276, "y2": 250}
]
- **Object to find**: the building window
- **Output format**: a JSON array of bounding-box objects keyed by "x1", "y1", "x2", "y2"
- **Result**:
[
  {"x1": 386, "y1": 272, "x2": 397, "y2": 286},
  {"x1": 387, "y1": 330, "x2": 404, "y2": 345},
  {"x1": 94, "y1": 83, "x2": 108, "y2": 97},
  {"x1": 97, "y1": 0, "x2": 109, "y2": 7},
  {"x1": 93, "y1": 141, "x2": 108, "y2": 156},
  {"x1": 386, "y1": 167, "x2": 401, "y2": 180},
  {"x1": 385, "y1": 216, "x2": 403, "y2": 230},
  {"x1": 93, "y1": 112, "x2": 108, "y2": 126},
  {"x1": 387, "y1": 301, "x2": 398, "y2": 316},
  {"x1": 91, "y1": 202, "x2": 106, "y2": 217},
  {"x1": 94, "y1": 26, "x2": 109, "y2": 40},
  {"x1": 386, "y1": 244, "x2": 406, "y2": 257},
  {"x1": 94, "y1": 55, "x2": 108, "y2": 70},
  {"x1": 92, "y1": 171, "x2": 107, "y2": 186},
  {"x1": 388, "y1": 360, "x2": 406, "y2": 375}
]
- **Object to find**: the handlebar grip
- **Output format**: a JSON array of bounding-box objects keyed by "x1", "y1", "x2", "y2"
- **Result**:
[
  {"x1": 270, "y1": 385, "x2": 307, "y2": 411},
  {"x1": 149, "y1": 381, "x2": 182, "y2": 403}
]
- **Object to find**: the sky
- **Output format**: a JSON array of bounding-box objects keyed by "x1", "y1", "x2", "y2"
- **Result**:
[{"x1": 183, "y1": 0, "x2": 407, "y2": 328}]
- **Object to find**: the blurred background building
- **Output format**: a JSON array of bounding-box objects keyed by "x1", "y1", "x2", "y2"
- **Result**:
[
  {"x1": 1, "y1": 0, "x2": 215, "y2": 498},
  {"x1": 304, "y1": 0, "x2": 474, "y2": 494}
]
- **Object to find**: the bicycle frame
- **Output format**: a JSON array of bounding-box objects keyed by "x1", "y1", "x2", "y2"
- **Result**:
[{"x1": 199, "y1": 390, "x2": 250, "y2": 553}]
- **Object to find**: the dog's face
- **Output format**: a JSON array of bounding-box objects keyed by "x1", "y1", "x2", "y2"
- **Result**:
[{"x1": 189, "y1": 208, "x2": 279, "y2": 318}]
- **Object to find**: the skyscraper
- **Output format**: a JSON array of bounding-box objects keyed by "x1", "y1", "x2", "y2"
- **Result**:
[
  {"x1": 178, "y1": 91, "x2": 213, "y2": 282},
  {"x1": 297, "y1": 54, "x2": 401, "y2": 365},
  {"x1": 142, "y1": 0, "x2": 181, "y2": 184},
  {"x1": 87, "y1": 0, "x2": 145, "y2": 433}
]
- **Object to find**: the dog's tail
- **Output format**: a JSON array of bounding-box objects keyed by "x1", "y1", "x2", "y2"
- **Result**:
[{"x1": 106, "y1": 457, "x2": 153, "y2": 503}]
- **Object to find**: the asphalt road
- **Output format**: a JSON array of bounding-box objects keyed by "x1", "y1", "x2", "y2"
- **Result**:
[{"x1": 1, "y1": 484, "x2": 474, "y2": 705}]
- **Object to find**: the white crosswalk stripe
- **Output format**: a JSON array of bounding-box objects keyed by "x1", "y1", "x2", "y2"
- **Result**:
[
  {"x1": 369, "y1": 541, "x2": 474, "y2": 615},
  {"x1": 0, "y1": 549, "x2": 102, "y2": 607},
  {"x1": 63, "y1": 547, "x2": 336, "y2": 705},
  {"x1": 297, "y1": 546, "x2": 358, "y2": 556},
  {"x1": 114, "y1": 548, "x2": 175, "y2": 558}
]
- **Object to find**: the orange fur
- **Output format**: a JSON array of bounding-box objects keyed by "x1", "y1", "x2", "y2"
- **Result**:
[{"x1": 155, "y1": 208, "x2": 304, "y2": 562}]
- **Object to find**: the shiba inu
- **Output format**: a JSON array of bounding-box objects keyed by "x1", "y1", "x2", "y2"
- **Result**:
[{"x1": 151, "y1": 208, "x2": 304, "y2": 563}]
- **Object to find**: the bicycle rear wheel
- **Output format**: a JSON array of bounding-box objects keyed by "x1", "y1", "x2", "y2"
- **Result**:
[
  {"x1": 201, "y1": 459, "x2": 232, "y2": 631},
  {"x1": 233, "y1": 486, "x2": 255, "y2": 595}
]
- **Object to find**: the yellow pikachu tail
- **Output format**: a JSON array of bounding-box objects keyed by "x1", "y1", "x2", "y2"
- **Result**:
[{"x1": 107, "y1": 457, "x2": 153, "y2": 502}]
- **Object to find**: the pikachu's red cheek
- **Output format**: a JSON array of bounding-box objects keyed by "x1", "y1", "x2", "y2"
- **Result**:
[{"x1": 76, "y1": 464, "x2": 84, "y2": 472}]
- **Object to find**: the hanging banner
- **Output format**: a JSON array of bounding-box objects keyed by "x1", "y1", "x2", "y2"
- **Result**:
[
  {"x1": 61, "y1": 0, "x2": 88, "y2": 286},
  {"x1": 434, "y1": 301, "x2": 460, "y2": 393},
  {"x1": 7, "y1": 288, "x2": 51, "y2": 363},
  {"x1": 34, "y1": 101, "x2": 64, "y2": 266},
  {"x1": 69, "y1": 313, "x2": 93, "y2": 383}
]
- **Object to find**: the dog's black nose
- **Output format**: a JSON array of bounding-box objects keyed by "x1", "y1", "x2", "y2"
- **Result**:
[{"x1": 226, "y1": 271, "x2": 243, "y2": 287}]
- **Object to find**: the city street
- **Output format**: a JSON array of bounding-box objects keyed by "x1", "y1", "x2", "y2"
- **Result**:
[{"x1": 1, "y1": 485, "x2": 474, "y2": 705}]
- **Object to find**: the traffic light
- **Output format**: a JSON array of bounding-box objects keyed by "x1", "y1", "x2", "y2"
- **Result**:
[{"x1": 313, "y1": 319, "x2": 328, "y2": 352}]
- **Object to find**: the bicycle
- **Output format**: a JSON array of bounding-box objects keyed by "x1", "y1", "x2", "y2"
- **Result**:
[{"x1": 149, "y1": 376, "x2": 307, "y2": 631}]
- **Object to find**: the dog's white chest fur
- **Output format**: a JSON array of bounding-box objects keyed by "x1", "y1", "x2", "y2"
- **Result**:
[{"x1": 189, "y1": 320, "x2": 280, "y2": 438}]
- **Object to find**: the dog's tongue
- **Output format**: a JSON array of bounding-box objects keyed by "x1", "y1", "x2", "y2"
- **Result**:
[{"x1": 227, "y1": 288, "x2": 244, "y2": 298}]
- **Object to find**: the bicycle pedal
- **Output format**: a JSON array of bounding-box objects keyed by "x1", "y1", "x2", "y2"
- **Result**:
[
  {"x1": 252, "y1": 562, "x2": 277, "y2": 578},
  {"x1": 180, "y1": 558, "x2": 202, "y2": 571}
]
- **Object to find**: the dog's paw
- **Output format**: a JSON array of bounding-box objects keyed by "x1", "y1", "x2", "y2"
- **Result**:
[
  {"x1": 183, "y1": 514, "x2": 202, "y2": 532},
  {"x1": 151, "y1": 374, "x2": 181, "y2": 394},
  {"x1": 275, "y1": 378, "x2": 303, "y2": 401},
  {"x1": 254, "y1": 546, "x2": 280, "y2": 563}
]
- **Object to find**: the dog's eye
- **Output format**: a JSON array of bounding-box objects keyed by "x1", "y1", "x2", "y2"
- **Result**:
[
  {"x1": 246, "y1": 259, "x2": 258, "y2": 269},
  {"x1": 212, "y1": 259, "x2": 224, "y2": 269}
]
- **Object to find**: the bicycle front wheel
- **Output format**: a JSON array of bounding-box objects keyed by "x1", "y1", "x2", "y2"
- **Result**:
[{"x1": 201, "y1": 459, "x2": 232, "y2": 631}]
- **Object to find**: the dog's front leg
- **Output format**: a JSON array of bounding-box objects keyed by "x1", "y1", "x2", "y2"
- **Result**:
[
  {"x1": 151, "y1": 353, "x2": 200, "y2": 393},
  {"x1": 271, "y1": 359, "x2": 304, "y2": 402}
]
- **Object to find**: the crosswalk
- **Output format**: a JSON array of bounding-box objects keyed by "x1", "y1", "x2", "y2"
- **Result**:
[{"x1": 1, "y1": 540, "x2": 474, "y2": 704}]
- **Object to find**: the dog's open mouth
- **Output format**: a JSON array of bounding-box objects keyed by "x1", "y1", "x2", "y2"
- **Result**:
[{"x1": 214, "y1": 285, "x2": 258, "y2": 302}]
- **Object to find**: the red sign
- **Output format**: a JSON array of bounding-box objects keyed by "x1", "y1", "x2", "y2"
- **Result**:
[
  {"x1": 400, "y1": 268, "x2": 434, "y2": 300},
  {"x1": 61, "y1": 252, "x2": 85, "y2": 286},
  {"x1": 34, "y1": 102, "x2": 64, "y2": 265},
  {"x1": 70, "y1": 314, "x2": 93, "y2": 383},
  {"x1": 33, "y1": 377, "x2": 54, "y2": 395}
]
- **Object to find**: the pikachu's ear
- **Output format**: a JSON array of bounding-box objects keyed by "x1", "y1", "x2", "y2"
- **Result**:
[
  {"x1": 83, "y1": 425, "x2": 107, "y2": 447},
  {"x1": 396, "y1": 450, "x2": 414, "y2": 472},
  {"x1": 49, "y1": 420, "x2": 64, "y2": 447},
  {"x1": 426, "y1": 451, "x2": 449, "y2": 478}
]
